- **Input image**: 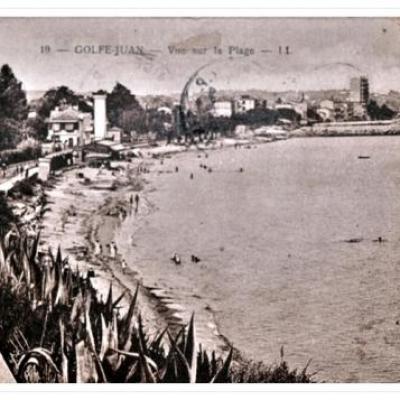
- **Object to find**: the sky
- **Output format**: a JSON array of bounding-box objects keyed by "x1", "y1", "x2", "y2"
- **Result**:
[{"x1": 0, "y1": 17, "x2": 399, "y2": 96}]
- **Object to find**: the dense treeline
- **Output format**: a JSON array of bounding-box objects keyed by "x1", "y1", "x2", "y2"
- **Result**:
[{"x1": 0, "y1": 65, "x2": 28, "y2": 150}]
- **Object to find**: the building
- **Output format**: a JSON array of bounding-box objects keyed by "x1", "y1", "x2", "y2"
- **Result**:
[
  {"x1": 293, "y1": 102, "x2": 308, "y2": 121},
  {"x1": 255, "y1": 99, "x2": 268, "y2": 109},
  {"x1": 93, "y1": 93, "x2": 107, "y2": 140},
  {"x1": 316, "y1": 107, "x2": 334, "y2": 122},
  {"x1": 233, "y1": 95, "x2": 256, "y2": 114},
  {"x1": 157, "y1": 106, "x2": 173, "y2": 115},
  {"x1": 275, "y1": 104, "x2": 300, "y2": 126},
  {"x1": 47, "y1": 105, "x2": 93, "y2": 148},
  {"x1": 334, "y1": 102, "x2": 351, "y2": 121},
  {"x1": 349, "y1": 76, "x2": 369, "y2": 104},
  {"x1": 106, "y1": 126, "x2": 122, "y2": 143},
  {"x1": 319, "y1": 100, "x2": 335, "y2": 111},
  {"x1": 349, "y1": 102, "x2": 368, "y2": 120},
  {"x1": 211, "y1": 101, "x2": 233, "y2": 117},
  {"x1": 83, "y1": 140, "x2": 130, "y2": 162}
]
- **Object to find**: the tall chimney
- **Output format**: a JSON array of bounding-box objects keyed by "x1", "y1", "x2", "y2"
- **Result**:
[{"x1": 93, "y1": 94, "x2": 107, "y2": 140}]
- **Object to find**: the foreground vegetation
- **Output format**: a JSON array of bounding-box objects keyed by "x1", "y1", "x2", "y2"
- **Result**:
[{"x1": 0, "y1": 203, "x2": 312, "y2": 382}]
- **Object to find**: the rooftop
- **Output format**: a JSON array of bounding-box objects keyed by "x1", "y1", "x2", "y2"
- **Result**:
[{"x1": 48, "y1": 106, "x2": 92, "y2": 122}]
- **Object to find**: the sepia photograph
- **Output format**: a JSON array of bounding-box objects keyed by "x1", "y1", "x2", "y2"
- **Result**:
[{"x1": 0, "y1": 8, "x2": 400, "y2": 390}]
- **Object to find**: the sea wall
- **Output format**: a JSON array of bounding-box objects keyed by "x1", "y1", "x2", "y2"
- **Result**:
[{"x1": 294, "y1": 118, "x2": 400, "y2": 137}]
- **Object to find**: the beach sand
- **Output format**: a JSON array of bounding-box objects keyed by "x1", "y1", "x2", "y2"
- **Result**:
[
  {"x1": 38, "y1": 158, "x2": 223, "y2": 350},
  {"x1": 37, "y1": 138, "x2": 279, "y2": 357}
]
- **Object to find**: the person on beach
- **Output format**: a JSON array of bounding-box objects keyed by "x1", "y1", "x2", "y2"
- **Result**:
[
  {"x1": 109, "y1": 242, "x2": 116, "y2": 259},
  {"x1": 134, "y1": 193, "x2": 140, "y2": 213},
  {"x1": 175, "y1": 166, "x2": 179, "y2": 173},
  {"x1": 87, "y1": 267, "x2": 95, "y2": 278},
  {"x1": 121, "y1": 259, "x2": 128, "y2": 274},
  {"x1": 94, "y1": 240, "x2": 101, "y2": 256},
  {"x1": 190, "y1": 173, "x2": 194, "y2": 180}
]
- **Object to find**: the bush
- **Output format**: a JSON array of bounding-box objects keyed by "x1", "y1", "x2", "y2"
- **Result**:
[
  {"x1": 0, "y1": 194, "x2": 15, "y2": 234},
  {"x1": 0, "y1": 146, "x2": 41, "y2": 166},
  {"x1": 9, "y1": 180, "x2": 35, "y2": 197},
  {"x1": 0, "y1": 227, "x2": 313, "y2": 384}
]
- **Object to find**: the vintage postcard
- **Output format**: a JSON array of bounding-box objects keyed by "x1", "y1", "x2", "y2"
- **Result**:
[{"x1": 0, "y1": 14, "x2": 400, "y2": 388}]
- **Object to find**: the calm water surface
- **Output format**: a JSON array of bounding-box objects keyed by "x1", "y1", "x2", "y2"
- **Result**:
[{"x1": 117, "y1": 137, "x2": 400, "y2": 382}]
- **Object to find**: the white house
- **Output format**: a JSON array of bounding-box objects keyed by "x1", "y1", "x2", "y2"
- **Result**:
[
  {"x1": 47, "y1": 105, "x2": 93, "y2": 148},
  {"x1": 212, "y1": 101, "x2": 233, "y2": 117},
  {"x1": 233, "y1": 95, "x2": 256, "y2": 114}
]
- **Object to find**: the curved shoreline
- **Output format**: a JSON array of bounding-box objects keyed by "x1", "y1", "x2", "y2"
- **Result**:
[
  {"x1": 98, "y1": 168, "x2": 231, "y2": 352},
  {"x1": 39, "y1": 138, "x2": 286, "y2": 361}
]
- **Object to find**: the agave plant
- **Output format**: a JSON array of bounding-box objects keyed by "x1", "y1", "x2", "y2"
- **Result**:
[{"x1": 0, "y1": 228, "x2": 311, "y2": 383}]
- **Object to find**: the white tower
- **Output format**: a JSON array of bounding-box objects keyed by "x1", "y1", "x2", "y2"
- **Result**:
[{"x1": 93, "y1": 93, "x2": 107, "y2": 140}]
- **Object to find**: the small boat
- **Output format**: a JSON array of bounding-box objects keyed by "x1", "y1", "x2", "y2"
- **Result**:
[
  {"x1": 344, "y1": 238, "x2": 363, "y2": 243},
  {"x1": 372, "y1": 237, "x2": 387, "y2": 243}
]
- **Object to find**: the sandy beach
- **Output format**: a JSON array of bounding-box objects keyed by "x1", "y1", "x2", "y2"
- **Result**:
[
  {"x1": 35, "y1": 138, "x2": 269, "y2": 354},
  {"x1": 37, "y1": 151, "x2": 233, "y2": 352},
  {"x1": 8, "y1": 135, "x2": 400, "y2": 382},
  {"x1": 37, "y1": 161, "x2": 169, "y2": 339}
]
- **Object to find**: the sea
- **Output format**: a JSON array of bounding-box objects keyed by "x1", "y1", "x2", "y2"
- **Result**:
[{"x1": 116, "y1": 136, "x2": 400, "y2": 382}]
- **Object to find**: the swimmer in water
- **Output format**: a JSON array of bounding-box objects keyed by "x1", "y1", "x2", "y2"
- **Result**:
[
  {"x1": 191, "y1": 255, "x2": 201, "y2": 263},
  {"x1": 171, "y1": 253, "x2": 181, "y2": 265}
]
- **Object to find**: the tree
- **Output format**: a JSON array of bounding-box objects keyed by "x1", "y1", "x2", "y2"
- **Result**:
[
  {"x1": 146, "y1": 108, "x2": 172, "y2": 140},
  {"x1": 0, "y1": 119, "x2": 21, "y2": 149},
  {"x1": 30, "y1": 86, "x2": 92, "y2": 141},
  {"x1": 120, "y1": 109, "x2": 147, "y2": 134},
  {"x1": 367, "y1": 100, "x2": 380, "y2": 120},
  {"x1": 0, "y1": 64, "x2": 28, "y2": 150},
  {"x1": 380, "y1": 104, "x2": 396, "y2": 120},
  {"x1": 0, "y1": 64, "x2": 28, "y2": 122},
  {"x1": 367, "y1": 99, "x2": 396, "y2": 121},
  {"x1": 106, "y1": 82, "x2": 143, "y2": 130}
]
